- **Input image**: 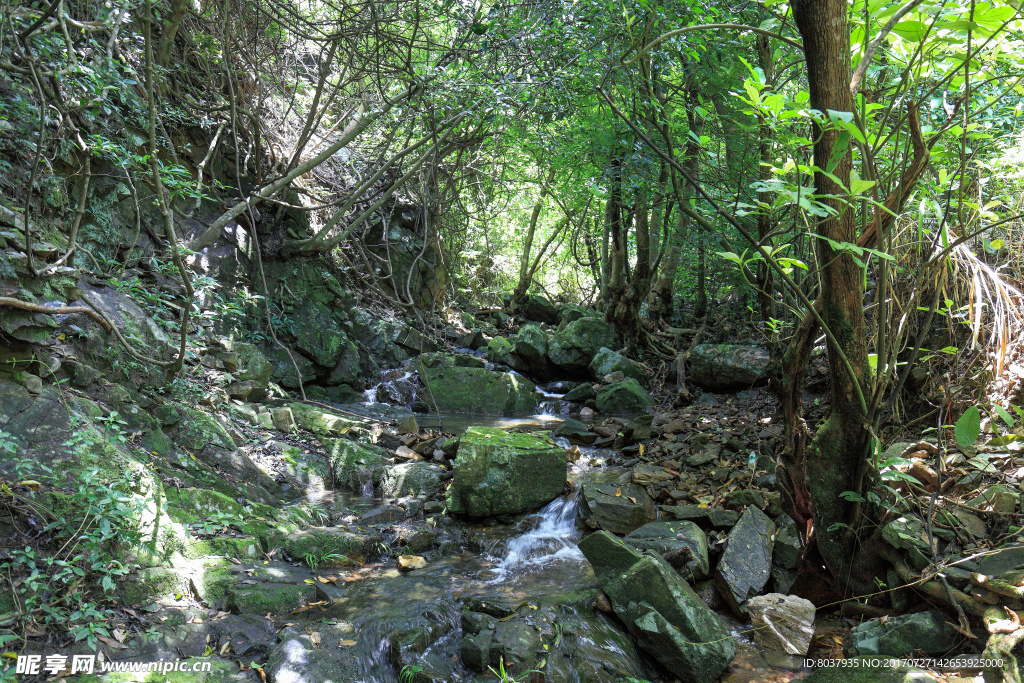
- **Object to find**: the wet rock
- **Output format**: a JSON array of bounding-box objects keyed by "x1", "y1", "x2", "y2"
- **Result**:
[
  {"x1": 543, "y1": 614, "x2": 651, "y2": 682},
  {"x1": 595, "y1": 378, "x2": 655, "y2": 415},
  {"x1": 380, "y1": 462, "x2": 444, "y2": 499},
  {"x1": 660, "y1": 505, "x2": 741, "y2": 529},
  {"x1": 486, "y1": 335, "x2": 529, "y2": 374},
  {"x1": 563, "y1": 383, "x2": 596, "y2": 402},
  {"x1": 398, "y1": 554, "x2": 427, "y2": 571},
  {"x1": 747, "y1": 593, "x2": 815, "y2": 655},
  {"x1": 714, "y1": 506, "x2": 776, "y2": 617},
  {"x1": 689, "y1": 344, "x2": 769, "y2": 390},
  {"x1": 265, "y1": 628, "x2": 361, "y2": 682},
  {"x1": 590, "y1": 346, "x2": 646, "y2": 385},
  {"x1": 548, "y1": 317, "x2": 619, "y2": 375},
  {"x1": 358, "y1": 505, "x2": 408, "y2": 525},
  {"x1": 418, "y1": 352, "x2": 539, "y2": 416},
  {"x1": 578, "y1": 531, "x2": 736, "y2": 683},
  {"x1": 462, "y1": 629, "x2": 495, "y2": 670},
  {"x1": 577, "y1": 482, "x2": 657, "y2": 535},
  {"x1": 552, "y1": 417, "x2": 596, "y2": 445},
  {"x1": 845, "y1": 610, "x2": 959, "y2": 656},
  {"x1": 446, "y1": 427, "x2": 565, "y2": 517},
  {"x1": 625, "y1": 520, "x2": 710, "y2": 581},
  {"x1": 976, "y1": 544, "x2": 1024, "y2": 576}
]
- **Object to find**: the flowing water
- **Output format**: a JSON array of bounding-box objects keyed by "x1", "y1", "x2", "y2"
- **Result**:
[{"x1": 307, "y1": 377, "x2": 812, "y2": 681}]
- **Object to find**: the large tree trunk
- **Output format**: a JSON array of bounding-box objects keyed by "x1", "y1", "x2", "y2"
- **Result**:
[{"x1": 788, "y1": 0, "x2": 872, "y2": 589}]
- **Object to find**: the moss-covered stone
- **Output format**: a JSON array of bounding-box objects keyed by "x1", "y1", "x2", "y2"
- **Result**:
[
  {"x1": 283, "y1": 528, "x2": 381, "y2": 564},
  {"x1": 168, "y1": 406, "x2": 235, "y2": 451},
  {"x1": 594, "y1": 378, "x2": 655, "y2": 415},
  {"x1": 547, "y1": 317, "x2": 619, "y2": 373},
  {"x1": 116, "y1": 567, "x2": 183, "y2": 605},
  {"x1": 228, "y1": 583, "x2": 318, "y2": 614},
  {"x1": 233, "y1": 342, "x2": 274, "y2": 385},
  {"x1": 184, "y1": 536, "x2": 261, "y2": 560},
  {"x1": 446, "y1": 427, "x2": 565, "y2": 517},
  {"x1": 190, "y1": 558, "x2": 235, "y2": 606},
  {"x1": 417, "y1": 353, "x2": 539, "y2": 416},
  {"x1": 321, "y1": 437, "x2": 386, "y2": 490},
  {"x1": 289, "y1": 402, "x2": 362, "y2": 436}
]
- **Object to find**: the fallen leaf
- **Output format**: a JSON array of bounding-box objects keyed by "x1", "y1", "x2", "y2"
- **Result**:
[
  {"x1": 97, "y1": 635, "x2": 128, "y2": 650},
  {"x1": 310, "y1": 632, "x2": 321, "y2": 647},
  {"x1": 339, "y1": 639, "x2": 357, "y2": 647}
]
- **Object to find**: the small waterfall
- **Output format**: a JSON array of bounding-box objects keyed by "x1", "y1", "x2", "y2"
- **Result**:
[
  {"x1": 488, "y1": 497, "x2": 582, "y2": 582},
  {"x1": 364, "y1": 384, "x2": 379, "y2": 404}
]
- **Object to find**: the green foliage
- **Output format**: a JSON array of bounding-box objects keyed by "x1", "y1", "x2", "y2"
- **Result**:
[
  {"x1": 0, "y1": 426, "x2": 145, "y2": 650},
  {"x1": 955, "y1": 406, "x2": 982, "y2": 448},
  {"x1": 399, "y1": 665, "x2": 424, "y2": 683}
]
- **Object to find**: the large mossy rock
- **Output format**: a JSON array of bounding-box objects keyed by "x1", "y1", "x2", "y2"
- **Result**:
[
  {"x1": 547, "y1": 318, "x2": 619, "y2": 374},
  {"x1": 321, "y1": 438, "x2": 387, "y2": 491},
  {"x1": 513, "y1": 324, "x2": 551, "y2": 374},
  {"x1": 286, "y1": 301, "x2": 350, "y2": 368},
  {"x1": 233, "y1": 342, "x2": 274, "y2": 386},
  {"x1": 578, "y1": 531, "x2": 736, "y2": 683},
  {"x1": 379, "y1": 462, "x2": 444, "y2": 499},
  {"x1": 589, "y1": 347, "x2": 646, "y2": 385},
  {"x1": 518, "y1": 294, "x2": 559, "y2": 324},
  {"x1": 417, "y1": 352, "x2": 539, "y2": 416},
  {"x1": 689, "y1": 344, "x2": 769, "y2": 391},
  {"x1": 595, "y1": 377, "x2": 655, "y2": 414},
  {"x1": 445, "y1": 427, "x2": 566, "y2": 517}
]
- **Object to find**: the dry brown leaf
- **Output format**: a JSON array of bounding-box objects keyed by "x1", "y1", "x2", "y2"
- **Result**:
[{"x1": 339, "y1": 639, "x2": 357, "y2": 647}]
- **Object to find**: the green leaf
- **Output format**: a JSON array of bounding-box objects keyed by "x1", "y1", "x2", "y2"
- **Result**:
[
  {"x1": 839, "y1": 490, "x2": 866, "y2": 502},
  {"x1": 995, "y1": 405, "x2": 1015, "y2": 427},
  {"x1": 955, "y1": 405, "x2": 981, "y2": 448}
]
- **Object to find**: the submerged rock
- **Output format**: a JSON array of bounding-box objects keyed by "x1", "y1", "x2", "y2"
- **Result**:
[
  {"x1": 578, "y1": 531, "x2": 736, "y2": 683},
  {"x1": 446, "y1": 427, "x2": 565, "y2": 517},
  {"x1": 714, "y1": 506, "x2": 776, "y2": 617},
  {"x1": 417, "y1": 352, "x2": 539, "y2": 416},
  {"x1": 577, "y1": 482, "x2": 657, "y2": 535},
  {"x1": 689, "y1": 344, "x2": 769, "y2": 390},
  {"x1": 747, "y1": 593, "x2": 815, "y2": 655},
  {"x1": 552, "y1": 417, "x2": 596, "y2": 445}
]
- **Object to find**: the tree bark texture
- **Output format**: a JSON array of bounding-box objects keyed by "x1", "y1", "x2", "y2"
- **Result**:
[{"x1": 789, "y1": 0, "x2": 872, "y2": 590}]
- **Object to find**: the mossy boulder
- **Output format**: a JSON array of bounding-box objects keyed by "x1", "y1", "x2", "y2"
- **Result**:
[
  {"x1": 168, "y1": 406, "x2": 235, "y2": 451},
  {"x1": 234, "y1": 342, "x2": 274, "y2": 386},
  {"x1": 595, "y1": 378, "x2": 655, "y2": 414},
  {"x1": 288, "y1": 301, "x2": 349, "y2": 367},
  {"x1": 379, "y1": 462, "x2": 445, "y2": 499},
  {"x1": 116, "y1": 567, "x2": 184, "y2": 605},
  {"x1": 418, "y1": 353, "x2": 539, "y2": 416},
  {"x1": 283, "y1": 528, "x2": 382, "y2": 564},
  {"x1": 487, "y1": 336, "x2": 529, "y2": 374},
  {"x1": 590, "y1": 347, "x2": 646, "y2": 385},
  {"x1": 446, "y1": 427, "x2": 566, "y2": 517},
  {"x1": 320, "y1": 437, "x2": 387, "y2": 490},
  {"x1": 689, "y1": 344, "x2": 769, "y2": 390},
  {"x1": 289, "y1": 403, "x2": 364, "y2": 436},
  {"x1": 547, "y1": 317, "x2": 619, "y2": 374},
  {"x1": 513, "y1": 324, "x2": 551, "y2": 373},
  {"x1": 228, "y1": 582, "x2": 318, "y2": 614}
]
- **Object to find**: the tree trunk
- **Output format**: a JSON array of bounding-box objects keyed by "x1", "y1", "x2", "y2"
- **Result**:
[
  {"x1": 157, "y1": 0, "x2": 189, "y2": 67},
  {"x1": 790, "y1": 0, "x2": 872, "y2": 589},
  {"x1": 511, "y1": 166, "x2": 556, "y2": 314},
  {"x1": 756, "y1": 34, "x2": 778, "y2": 355}
]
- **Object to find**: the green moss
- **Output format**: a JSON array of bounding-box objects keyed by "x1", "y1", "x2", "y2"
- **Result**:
[
  {"x1": 227, "y1": 583, "x2": 317, "y2": 614},
  {"x1": 78, "y1": 656, "x2": 247, "y2": 682},
  {"x1": 193, "y1": 559, "x2": 235, "y2": 606},
  {"x1": 184, "y1": 536, "x2": 261, "y2": 560},
  {"x1": 116, "y1": 567, "x2": 182, "y2": 604}
]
